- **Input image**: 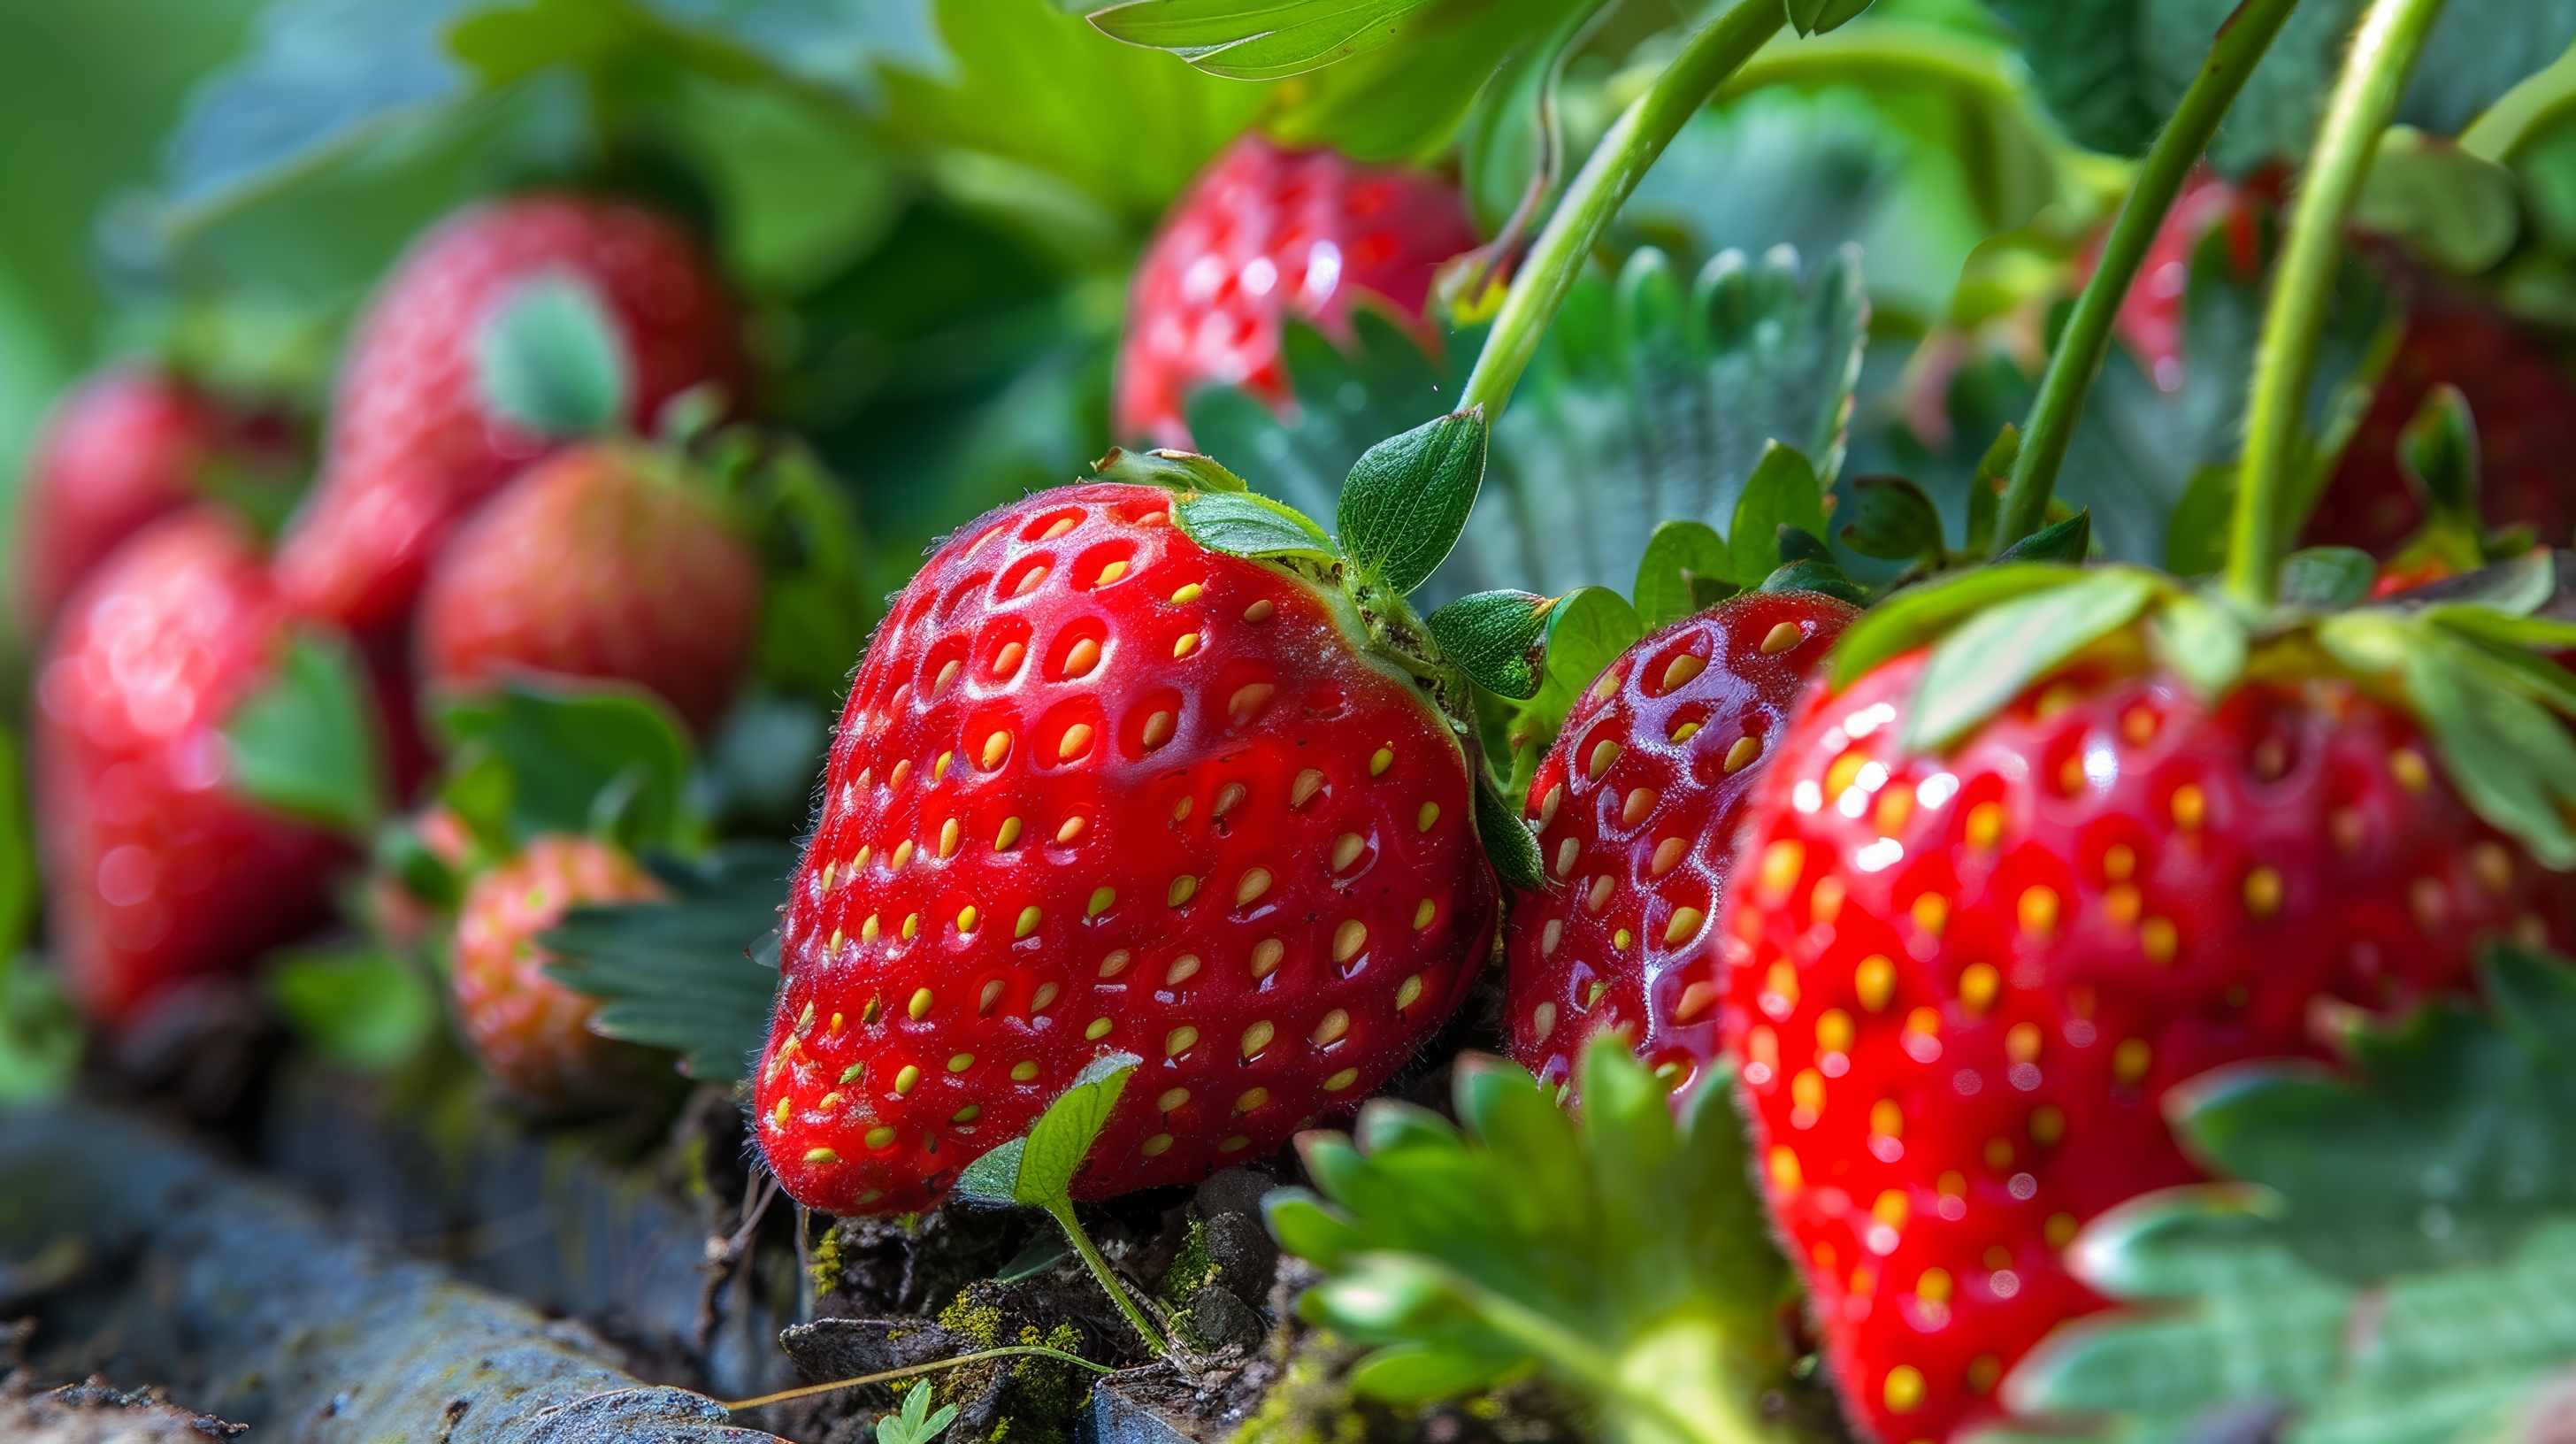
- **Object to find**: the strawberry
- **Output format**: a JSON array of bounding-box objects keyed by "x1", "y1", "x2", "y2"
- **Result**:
[
  {"x1": 452, "y1": 832, "x2": 664, "y2": 1103},
  {"x1": 2304, "y1": 281, "x2": 2576, "y2": 558},
  {"x1": 1116, "y1": 135, "x2": 1477, "y2": 449},
  {"x1": 14, "y1": 366, "x2": 298, "y2": 634},
  {"x1": 273, "y1": 193, "x2": 748, "y2": 641},
  {"x1": 32, "y1": 509, "x2": 350, "y2": 1029},
  {"x1": 1505, "y1": 590, "x2": 1855, "y2": 1092},
  {"x1": 754, "y1": 475, "x2": 1502, "y2": 1215},
  {"x1": 416, "y1": 442, "x2": 760, "y2": 734},
  {"x1": 2089, "y1": 168, "x2": 2273, "y2": 393},
  {"x1": 1718, "y1": 634, "x2": 2576, "y2": 1444}
]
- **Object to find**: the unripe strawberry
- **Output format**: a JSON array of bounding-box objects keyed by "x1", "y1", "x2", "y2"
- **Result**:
[{"x1": 452, "y1": 833, "x2": 665, "y2": 1103}]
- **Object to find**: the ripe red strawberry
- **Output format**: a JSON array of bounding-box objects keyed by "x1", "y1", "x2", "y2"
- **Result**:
[
  {"x1": 417, "y1": 442, "x2": 760, "y2": 734},
  {"x1": 274, "y1": 193, "x2": 748, "y2": 641},
  {"x1": 14, "y1": 367, "x2": 297, "y2": 634},
  {"x1": 754, "y1": 481, "x2": 1500, "y2": 1214},
  {"x1": 1505, "y1": 591, "x2": 1855, "y2": 1091},
  {"x1": 2303, "y1": 283, "x2": 2576, "y2": 558},
  {"x1": 1116, "y1": 135, "x2": 1477, "y2": 448},
  {"x1": 32, "y1": 509, "x2": 349, "y2": 1028},
  {"x1": 452, "y1": 832, "x2": 664, "y2": 1103},
  {"x1": 1718, "y1": 643, "x2": 2576, "y2": 1444}
]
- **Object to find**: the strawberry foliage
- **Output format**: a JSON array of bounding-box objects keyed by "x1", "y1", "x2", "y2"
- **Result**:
[
  {"x1": 1268, "y1": 1036, "x2": 1794, "y2": 1444},
  {"x1": 1983, "y1": 944, "x2": 2576, "y2": 1444},
  {"x1": 539, "y1": 841, "x2": 794, "y2": 1081}
]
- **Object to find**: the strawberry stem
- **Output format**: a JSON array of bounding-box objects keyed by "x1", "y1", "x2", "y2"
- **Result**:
[
  {"x1": 2227, "y1": 0, "x2": 2451, "y2": 606},
  {"x1": 1457, "y1": 0, "x2": 1785, "y2": 419},
  {"x1": 1046, "y1": 1197, "x2": 1176, "y2": 1357},
  {"x1": 1990, "y1": 0, "x2": 2304, "y2": 555},
  {"x1": 720, "y1": 1344, "x2": 1114, "y2": 1411}
]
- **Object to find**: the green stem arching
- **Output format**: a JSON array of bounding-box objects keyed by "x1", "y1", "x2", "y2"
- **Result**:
[
  {"x1": 1457, "y1": 0, "x2": 1786, "y2": 419},
  {"x1": 2227, "y1": 0, "x2": 2451, "y2": 605},
  {"x1": 1047, "y1": 1197, "x2": 1176, "y2": 1356},
  {"x1": 722, "y1": 1344, "x2": 1114, "y2": 1411},
  {"x1": 1990, "y1": 0, "x2": 2305, "y2": 553}
]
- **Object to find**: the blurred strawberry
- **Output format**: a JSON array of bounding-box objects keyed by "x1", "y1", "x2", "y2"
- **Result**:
[
  {"x1": 452, "y1": 832, "x2": 664, "y2": 1104},
  {"x1": 14, "y1": 367, "x2": 299, "y2": 634},
  {"x1": 2305, "y1": 282, "x2": 2576, "y2": 557},
  {"x1": 1116, "y1": 135, "x2": 1477, "y2": 449},
  {"x1": 418, "y1": 442, "x2": 760, "y2": 734},
  {"x1": 273, "y1": 193, "x2": 748, "y2": 642},
  {"x1": 33, "y1": 510, "x2": 349, "y2": 1029},
  {"x1": 2084, "y1": 167, "x2": 2275, "y2": 393}
]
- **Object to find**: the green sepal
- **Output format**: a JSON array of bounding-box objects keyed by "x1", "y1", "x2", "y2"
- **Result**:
[
  {"x1": 1966, "y1": 424, "x2": 2018, "y2": 557},
  {"x1": 221, "y1": 626, "x2": 388, "y2": 837},
  {"x1": 1633, "y1": 520, "x2": 1736, "y2": 629},
  {"x1": 2399, "y1": 383, "x2": 2479, "y2": 518},
  {"x1": 2277, "y1": 546, "x2": 2376, "y2": 609},
  {"x1": 1828, "y1": 562, "x2": 2084, "y2": 691},
  {"x1": 1728, "y1": 442, "x2": 1829, "y2": 590},
  {"x1": 954, "y1": 1051, "x2": 1141, "y2": 1208},
  {"x1": 1428, "y1": 590, "x2": 1554, "y2": 700},
  {"x1": 1784, "y1": 0, "x2": 1876, "y2": 36},
  {"x1": 1757, "y1": 558, "x2": 1868, "y2": 607},
  {"x1": 1994, "y1": 509, "x2": 2091, "y2": 565},
  {"x1": 2145, "y1": 591, "x2": 2249, "y2": 702},
  {"x1": 1904, "y1": 569, "x2": 2160, "y2": 751},
  {"x1": 1473, "y1": 769, "x2": 1545, "y2": 891},
  {"x1": 1841, "y1": 474, "x2": 1947, "y2": 564},
  {"x1": 1775, "y1": 526, "x2": 1833, "y2": 565},
  {"x1": 1486, "y1": 586, "x2": 1644, "y2": 801},
  {"x1": 475, "y1": 273, "x2": 630, "y2": 439},
  {"x1": 1172, "y1": 489, "x2": 1342, "y2": 565},
  {"x1": 1336, "y1": 407, "x2": 1488, "y2": 597},
  {"x1": 2399, "y1": 634, "x2": 2576, "y2": 871},
  {"x1": 1092, "y1": 445, "x2": 1250, "y2": 495}
]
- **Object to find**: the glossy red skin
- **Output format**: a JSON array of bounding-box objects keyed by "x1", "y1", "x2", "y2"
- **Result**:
[
  {"x1": 2304, "y1": 283, "x2": 2576, "y2": 557},
  {"x1": 1719, "y1": 649, "x2": 2576, "y2": 1444},
  {"x1": 417, "y1": 444, "x2": 761, "y2": 734},
  {"x1": 454, "y1": 833, "x2": 665, "y2": 1103},
  {"x1": 1116, "y1": 135, "x2": 1477, "y2": 449},
  {"x1": 1505, "y1": 592, "x2": 1854, "y2": 1094},
  {"x1": 755, "y1": 483, "x2": 1499, "y2": 1214},
  {"x1": 15, "y1": 368, "x2": 295, "y2": 634},
  {"x1": 33, "y1": 510, "x2": 350, "y2": 1028},
  {"x1": 276, "y1": 193, "x2": 747, "y2": 641}
]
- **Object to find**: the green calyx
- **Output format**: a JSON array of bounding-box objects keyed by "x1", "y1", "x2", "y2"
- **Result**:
[
  {"x1": 1096, "y1": 422, "x2": 1543, "y2": 887},
  {"x1": 1832, "y1": 546, "x2": 2576, "y2": 868}
]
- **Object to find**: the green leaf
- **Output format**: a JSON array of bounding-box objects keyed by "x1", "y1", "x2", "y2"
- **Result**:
[
  {"x1": 1457, "y1": 0, "x2": 1614, "y2": 228},
  {"x1": 1461, "y1": 243, "x2": 1868, "y2": 600},
  {"x1": 1428, "y1": 591, "x2": 1553, "y2": 699},
  {"x1": 1728, "y1": 442, "x2": 1831, "y2": 588},
  {"x1": 1261, "y1": 0, "x2": 1599, "y2": 163},
  {"x1": 878, "y1": 1372, "x2": 963, "y2": 1444},
  {"x1": 1905, "y1": 570, "x2": 2159, "y2": 751},
  {"x1": 268, "y1": 946, "x2": 436, "y2": 1073},
  {"x1": 2165, "y1": 464, "x2": 2237, "y2": 576},
  {"x1": 1633, "y1": 520, "x2": 1739, "y2": 628},
  {"x1": 221, "y1": 627, "x2": 387, "y2": 836},
  {"x1": 1786, "y1": 0, "x2": 1877, "y2": 36},
  {"x1": 0, "y1": 954, "x2": 80, "y2": 1105},
  {"x1": 956, "y1": 1052, "x2": 1142, "y2": 1208},
  {"x1": 1086, "y1": 0, "x2": 1438, "y2": 79},
  {"x1": 2144, "y1": 591, "x2": 2249, "y2": 701},
  {"x1": 1995, "y1": 509, "x2": 2092, "y2": 565},
  {"x1": 1841, "y1": 474, "x2": 1948, "y2": 563},
  {"x1": 1338, "y1": 408, "x2": 1490, "y2": 597},
  {"x1": 541, "y1": 841, "x2": 794, "y2": 1080},
  {"x1": 1828, "y1": 562, "x2": 2084, "y2": 689},
  {"x1": 2356, "y1": 125, "x2": 2520, "y2": 274},
  {"x1": 2278, "y1": 547, "x2": 2377, "y2": 609},
  {"x1": 436, "y1": 680, "x2": 695, "y2": 852},
  {"x1": 475, "y1": 273, "x2": 631, "y2": 439},
  {"x1": 1092, "y1": 446, "x2": 1250, "y2": 494},
  {"x1": 1472, "y1": 769, "x2": 1545, "y2": 891},
  {"x1": 1172, "y1": 490, "x2": 1343, "y2": 565}
]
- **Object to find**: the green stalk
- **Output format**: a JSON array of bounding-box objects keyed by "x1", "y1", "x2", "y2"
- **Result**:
[
  {"x1": 2227, "y1": 0, "x2": 2450, "y2": 605},
  {"x1": 1990, "y1": 0, "x2": 2304, "y2": 553},
  {"x1": 1457, "y1": 0, "x2": 1786, "y2": 418},
  {"x1": 723, "y1": 1345, "x2": 1113, "y2": 1411},
  {"x1": 1048, "y1": 1198, "x2": 1175, "y2": 1356}
]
